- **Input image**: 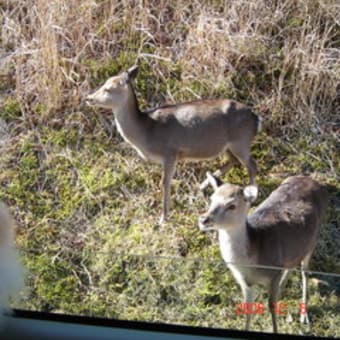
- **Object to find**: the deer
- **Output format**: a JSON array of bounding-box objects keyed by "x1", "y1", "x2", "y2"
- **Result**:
[
  {"x1": 198, "y1": 174, "x2": 328, "y2": 333},
  {"x1": 86, "y1": 65, "x2": 261, "y2": 224},
  {"x1": 0, "y1": 202, "x2": 23, "y2": 323}
]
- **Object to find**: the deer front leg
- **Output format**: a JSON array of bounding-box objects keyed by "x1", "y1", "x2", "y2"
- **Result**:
[
  {"x1": 268, "y1": 272, "x2": 286, "y2": 333},
  {"x1": 229, "y1": 264, "x2": 255, "y2": 331},
  {"x1": 243, "y1": 286, "x2": 255, "y2": 331},
  {"x1": 159, "y1": 157, "x2": 176, "y2": 224}
]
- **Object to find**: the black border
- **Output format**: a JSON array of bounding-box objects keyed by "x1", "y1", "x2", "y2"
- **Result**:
[{"x1": 13, "y1": 309, "x2": 335, "y2": 339}]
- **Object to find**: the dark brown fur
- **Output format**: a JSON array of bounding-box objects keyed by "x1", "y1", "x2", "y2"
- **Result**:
[{"x1": 247, "y1": 176, "x2": 328, "y2": 268}]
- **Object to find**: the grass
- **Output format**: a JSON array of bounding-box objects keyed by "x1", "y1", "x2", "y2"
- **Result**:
[{"x1": 0, "y1": 0, "x2": 339, "y2": 337}]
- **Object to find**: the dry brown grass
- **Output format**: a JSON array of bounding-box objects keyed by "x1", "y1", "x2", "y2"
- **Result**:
[{"x1": 1, "y1": 0, "x2": 339, "y2": 129}]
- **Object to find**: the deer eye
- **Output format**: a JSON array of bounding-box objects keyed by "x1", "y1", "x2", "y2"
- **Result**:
[{"x1": 228, "y1": 204, "x2": 236, "y2": 210}]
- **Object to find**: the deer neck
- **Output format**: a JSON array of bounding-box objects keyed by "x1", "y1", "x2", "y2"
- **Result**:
[
  {"x1": 113, "y1": 85, "x2": 149, "y2": 157},
  {"x1": 218, "y1": 220, "x2": 251, "y2": 265}
]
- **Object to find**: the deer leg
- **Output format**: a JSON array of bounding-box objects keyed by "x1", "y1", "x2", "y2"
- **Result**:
[
  {"x1": 279, "y1": 269, "x2": 290, "y2": 291},
  {"x1": 242, "y1": 286, "x2": 255, "y2": 331},
  {"x1": 159, "y1": 156, "x2": 176, "y2": 224},
  {"x1": 246, "y1": 156, "x2": 257, "y2": 185},
  {"x1": 228, "y1": 145, "x2": 257, "y2": 185},
  {"x1": 300, "y1": 252, "x2": 312, "y2": 325},
  {"x1": 199, "y1": 152, "x2": 238, "y2": 190},
  {"x1": 229, "y1": 265, "x2": 255, "y2": 330},
  {"x1": 268, "y1": 272, "x2": 285, "y2": 333}
]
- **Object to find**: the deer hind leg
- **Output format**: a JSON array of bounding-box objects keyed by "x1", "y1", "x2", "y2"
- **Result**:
[
  {"x1": 159, "y1": 156, "x2": 177, "y2": 224},
  {"x1": 228, "y1": 144, "x2": 257, "y2": 185},
  {"x1": 300, "y1": 252, "x2": 313, "y2": 325},
  {"x1": 199, "y1": 151, "x2": 238, "y2": 190}
]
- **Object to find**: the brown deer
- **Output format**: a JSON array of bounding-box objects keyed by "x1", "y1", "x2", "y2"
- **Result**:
[
  {"x1": 199, "y1": 174, "x2": 328, "y2": 333},
  {"x1": 86, "y1": 66, "x2": 261, "y2": 223}
]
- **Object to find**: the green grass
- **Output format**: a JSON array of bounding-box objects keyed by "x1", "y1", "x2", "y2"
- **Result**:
[
  {"x1": 1, "y1": 65, "x2": 339, "y2": 337},
  {"x1": 0, "y1": 112, "x2": 338, "y2": 337}
]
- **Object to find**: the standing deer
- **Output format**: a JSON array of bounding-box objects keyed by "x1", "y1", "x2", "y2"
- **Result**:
[
  {"x1": 86, "y1": 66, "x2": 261, "y2": 223},
  {"x1": 199, "y1": 174, "x2": 328, "y2": 333}
]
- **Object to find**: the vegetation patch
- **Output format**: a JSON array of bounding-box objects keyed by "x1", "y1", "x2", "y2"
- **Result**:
[{"x1": 1, "y1": 0, "x2": 339, "y2": 337}]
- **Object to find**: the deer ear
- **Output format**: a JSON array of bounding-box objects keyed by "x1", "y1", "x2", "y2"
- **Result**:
[
  {"x1": 117, "y1": 72, "x2": 129, "y2": 86},
  {"x1": 206, "y1": 172, "x2": 223, "y2": 191},
  {"x1": 243, "y1": 185, "x2": 258, "y2": 203},
  {"x1": 127, "y1": 65, "x2": 138, "y2": 80}
]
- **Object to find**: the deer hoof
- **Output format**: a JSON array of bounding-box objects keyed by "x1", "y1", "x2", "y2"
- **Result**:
[
  {"x1": 300, "y1": 313, "x2": 310, "y2": 325},
  {"x1": 158, "y1": 214, "x2": 167, "y2": 225}
]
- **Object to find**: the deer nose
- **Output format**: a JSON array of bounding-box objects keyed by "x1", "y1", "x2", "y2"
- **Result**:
[
  {"x1": 199, "y1": 215, "x2": 212, "y2": 231},
  {"x1": 200, "y1": 215, "x2": 210, "y2": 225}
]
